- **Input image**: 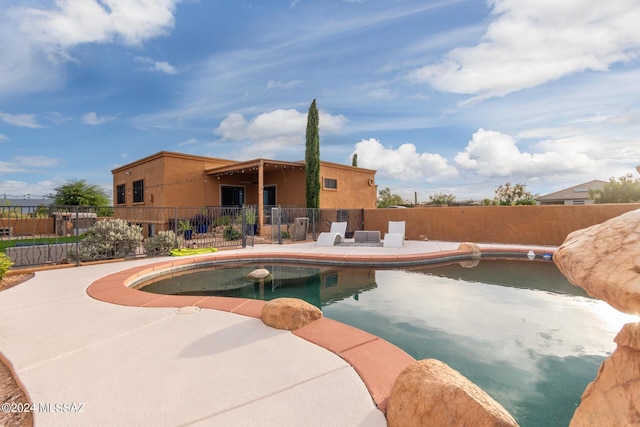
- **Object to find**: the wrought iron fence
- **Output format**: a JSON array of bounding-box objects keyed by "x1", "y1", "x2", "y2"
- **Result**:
[{"x1": 1, "y1": 205, "x2": 365, "y2": 268}]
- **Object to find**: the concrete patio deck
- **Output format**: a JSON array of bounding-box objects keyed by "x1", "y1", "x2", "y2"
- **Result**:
[{"x1": 0, "y1": 240, "x2": 556, "y2": 426}]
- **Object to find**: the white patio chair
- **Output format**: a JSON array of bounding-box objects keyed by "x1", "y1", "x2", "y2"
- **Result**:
[
  {"x1": 316, "y1": 221, "x2": 347, "y2": 246},
  {"x1": 383, "y1": 221, "x2": 405, "y2": 248}
]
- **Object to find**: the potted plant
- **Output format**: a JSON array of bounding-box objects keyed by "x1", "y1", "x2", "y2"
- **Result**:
[
  {"x1": 191, "y1": 212, "x2": 210, "y2": 234},
  {"x1": 178, "y1": 219, "x2": 193, "y2": 240},
  {"x1": 245, "y1": 207, "x2": 257, "y2": 235}
]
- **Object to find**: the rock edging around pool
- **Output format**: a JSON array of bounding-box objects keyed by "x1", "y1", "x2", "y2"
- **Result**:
[{"x1": 86, "y1": 244, "x2": 551, "y2": 420}]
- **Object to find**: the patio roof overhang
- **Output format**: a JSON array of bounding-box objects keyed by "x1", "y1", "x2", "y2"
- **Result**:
[{"x1": 204, "y1": 158, "x2": 305, "y2": 178}]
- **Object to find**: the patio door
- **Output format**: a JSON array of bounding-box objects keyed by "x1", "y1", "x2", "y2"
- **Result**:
[
  {"x1": 263, "y1": 185, "x2": 276, "y2": 206},
  {"x1": 221, "y1": 186, "x2": 244, "y2": 206}
]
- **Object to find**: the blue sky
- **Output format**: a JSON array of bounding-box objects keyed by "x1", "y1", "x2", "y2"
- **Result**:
[{"x1": 1, "y1": 0, "x2": 639, "y2": 203}]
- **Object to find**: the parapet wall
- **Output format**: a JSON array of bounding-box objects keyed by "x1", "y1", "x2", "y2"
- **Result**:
[{"x1": 364, "y1": 204, "x2": 640, "y2": 246}]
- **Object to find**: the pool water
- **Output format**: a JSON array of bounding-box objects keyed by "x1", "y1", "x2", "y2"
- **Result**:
[{"x1": 137, "y1": 260, "x2": 638, "y2": 427}]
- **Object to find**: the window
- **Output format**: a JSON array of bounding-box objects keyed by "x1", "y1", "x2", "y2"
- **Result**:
[
  {"x1": 133, "y1": 180, "x2": 144, "y2": 203},
  {"x1": 323, "y1": 178, "x2": 337, "y2": 189},
  {"x1": 263, "y1": 185, "x2": 276, "y2": 206},
  {"x1": 116, "y1": 184, "x2": 126, "y2": 205},
  {"x1": 221, "y1": 186, "x2": 244, "y2": 206}
]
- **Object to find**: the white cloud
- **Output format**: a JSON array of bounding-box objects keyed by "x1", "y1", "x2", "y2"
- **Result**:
[
  {"x1": 353, "y1": 138, "x2": 458, "y2": 181},
  {"x1": 178, "y1": 138, "x2": 197, "y2": 146},
  {"x1": 1, "y1": 1, "x2": 179, "y2": 97},
  {"x1": 82, "y1": 112, "x2": 116, "y2": 125},
  {"x1": 410, "y1": 0, "x2": 640, "y2": 101},
  {"x1": 0, "y1": 156, "x2": 60, "y2": 175},
  {"x1": 0, "y1": 134, "x2": 7, "y2": 142},
  {"x1": 0, "y1": 111, "x2": 42, "y2": 128},
  {"x1": 10, "y1": 0, "x2": 179, "y2": 50},
  {"x1": 0, "y1": 178, "x2": 63, "y2": 198},
  {"x1": 266, "y1": 80, "x2": 303, "y2": 90},
  {"x1": 454, "y1": 128, "x2": 598, "y2": 178},
  {"x1": 45, "y1": 111, "x2": 74, "y2": 125},
  {"x1": 135, "y1": 56, "x2": 177, "y2": 74},
  {"x1": 0, "y1": 15, "x2": 61, "y2": 97},
  {"x1": 214, "y1": 109, "x2": 347, "y2": 157}
]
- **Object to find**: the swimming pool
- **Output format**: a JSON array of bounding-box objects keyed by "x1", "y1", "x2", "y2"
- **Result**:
[{"x1": 136, "y1": 259, "x2": 638, "y2": 427}]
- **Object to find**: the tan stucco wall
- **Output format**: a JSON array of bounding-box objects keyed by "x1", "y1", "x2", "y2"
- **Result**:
[
  {"x1": 113, "y1": 152, "x2": 235, "y2": 207},
  {"x1": 364, "y1": 204, "x2": 640, "y2": 246},
  {"x1": 320, "y1": 163, "x2": 376, "y2": 209},
  {"x1": 113, "y1": 152, "x2": 375, "y2": 209},
  {"x1": 263, "y1": 169, "x2": 306, "y2": 206}
]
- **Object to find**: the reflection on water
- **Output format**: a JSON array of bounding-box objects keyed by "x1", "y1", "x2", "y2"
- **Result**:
[{"x1": 137, "y1": 259, "x2": 639, "y2": 427}]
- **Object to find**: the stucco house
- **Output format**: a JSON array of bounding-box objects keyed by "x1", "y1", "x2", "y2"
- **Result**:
[
  {"x1": 536, "y1": 180, "x2": 607, "y2": 205},
  {"x1": 111, "y1": 151, "x2": 377, "y2": 233}
]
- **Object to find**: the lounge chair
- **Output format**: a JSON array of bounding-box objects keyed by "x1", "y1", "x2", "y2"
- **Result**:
[
  {"x1": 316, "y1": 221, "x2": 347, "y2": 246},
  {"x1": 383, "y1": 221, "x2": 405, "y2": 248}
]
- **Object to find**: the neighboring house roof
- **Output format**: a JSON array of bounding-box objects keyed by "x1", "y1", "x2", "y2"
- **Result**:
[
  {"x1": 536, "y1": 180, "x2": 607, "y2": 202},
  {"x1": 1, "y1": 198, "x2": 53, "y2": 207}
]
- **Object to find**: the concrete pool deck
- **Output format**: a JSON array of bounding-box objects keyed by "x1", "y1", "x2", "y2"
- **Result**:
[{"x1": 0, "y1": 240, "x2": 556, "y2": 426}]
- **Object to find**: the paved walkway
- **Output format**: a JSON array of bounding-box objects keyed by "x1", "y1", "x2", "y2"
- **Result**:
[{"x1": 0, "y1": 241, "x2": 556, "y2": 426}]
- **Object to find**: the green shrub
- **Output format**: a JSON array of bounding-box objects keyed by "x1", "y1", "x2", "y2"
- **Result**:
[
  {"x1": 69, "y1": 219, "x2": 143, "y2": 261},
  {"x1": 223, "y1": 226, "x2": 242, "y2": 241},
  {"x1": 214, "y1": 216, "x2": 231, "y2": 227},
  {"x1": 0, "y1": 253, "x2": 12, "y2": 280},
  {"x1": 144, "y1": 231, "x2": 180, "y2": 256},
  {"x1": 280, "y1": 230, "x2": 291, "y2": 239}
]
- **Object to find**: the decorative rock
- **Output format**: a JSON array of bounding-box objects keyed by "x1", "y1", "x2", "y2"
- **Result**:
[
  {"x1": 261, "y1": 298, "x2": 322, "y2": 330},
  {"x1": 570, "y1": 322, "x2": 640, "y2": 426},
  {"x1": 458, "y1": 242, "x2": 481, "y2": 258},
  {"x1": 386, "y1": 359, "x2": 518, "y2": 427},
  {"x1": 246, "y1": 268, "x2": 273, "y2": 281},
  {"x1": 458, "y1": 242, "x2": 481, "y2": 267},
  {"x1": 554, "y1": 209, "x2": 640, "y2": 314}
]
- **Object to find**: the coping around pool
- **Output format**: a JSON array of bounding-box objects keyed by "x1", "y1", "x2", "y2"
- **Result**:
[{"x1": 86, "y1": 244, "x2": 556, "y2": 412}]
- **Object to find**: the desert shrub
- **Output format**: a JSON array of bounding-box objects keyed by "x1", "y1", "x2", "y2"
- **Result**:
[
  {"x1": 69, "y1": 219, "x2": 143, "y2": 261},
  {"x1": 223, "y1": 226, "x2": 242, "y2": 241},
  {"x1": 280, "y1": 230, "x2": 291, "y2": 239},
  {"x1": 214, "y1": 216, "x2": 231, "y2": 227},
  {"x1": 144, "y1": 231, "x2": 180, "y2": 256},
  {"x1": 0, "y1": 253, "x2": 12, "y2": 280}
]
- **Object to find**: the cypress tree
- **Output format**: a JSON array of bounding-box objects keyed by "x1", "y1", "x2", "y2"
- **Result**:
[{"x1": 305, "y1": 99, "x2": 320, "y2": 209}]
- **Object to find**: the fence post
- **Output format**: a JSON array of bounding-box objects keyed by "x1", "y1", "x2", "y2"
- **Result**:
[
  {"x1": 241, "y1": 205, "x2": 247, "y2": 248},
  {"x1": 173, "y1": 207, "x2": 179, "y2": 248},
  {"x1": 74, "y1": 205, "x2": 80, "y2": 266},
  {"x1": 277, "y1": 207, "x2": 282, "y2": 245},
  {"x1": 312, "y1": 209, "x2": 316, "y2": 240}
]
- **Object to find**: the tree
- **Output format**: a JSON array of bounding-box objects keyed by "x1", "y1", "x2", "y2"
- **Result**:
[
  {"x1": 590, "y1": 173, "x2": 640, "y2": 203},
  {"x1": 494, "y1": 182, "x2": 536, "y2": 205},
  {"x1": 54, "y1": 179, "x2": 110, "y2": 207},
  {"x1": 428, "y1": 193, "x2": 456, "y2": 206},
  {"x1": 377, "y1": 187, "x2": 405, "y2": 208},
  {"x1": 305, "y1": 99, "x2": 321, "y2": 209},
  {"x1": 352, "y1": 153, "x2": 358, "y2": 167}
]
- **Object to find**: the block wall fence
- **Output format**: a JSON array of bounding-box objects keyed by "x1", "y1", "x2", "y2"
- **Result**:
[{"x1": 364, "y1": 204, "x2": 640, "y2": 246}]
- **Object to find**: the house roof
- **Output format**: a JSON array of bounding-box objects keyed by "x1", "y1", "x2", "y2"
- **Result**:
[
  {"x1": 111, "y1": 151, "x2": 235, "y2": 174},
  {"x1": 112, "y1": 151, "x2": 376, "y2": 177},
  {"x1": 205, "y1": 159, "x2": 306, "y2": 177},
  {"x1": 1, "y1": 198, "x2": 53, "y2": 207},
  {"x1": 205, "y1": 158, "x2": 376, "y2": 177},
  {"x1": 536, "y1": 180, "x2": 607, "y2": 201}
]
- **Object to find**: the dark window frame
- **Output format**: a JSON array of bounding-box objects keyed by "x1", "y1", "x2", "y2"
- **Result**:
[
  {"x1": 323, "y1": 178, "x2": 338, "y2": 190},
  {"x1": 133, "y1": 179, "x2": 144, "y2": 203},
  {"x1": 116, "y1": 184, "x2": 126, "y2": 205}
]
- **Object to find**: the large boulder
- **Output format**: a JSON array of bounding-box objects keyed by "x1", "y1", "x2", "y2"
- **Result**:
[
  {"x1": 386, "y1": 359, "x2": 518, "y2": 427},
  {"x1": 570, "y1": 322, "x2": 640, "y2": 426},
  {"x1": 554, "y1": 209, "x2": 640, "y2": 314},
  {"x1": 261, "y1": 298, "x2": 322, "y2": 330}
]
